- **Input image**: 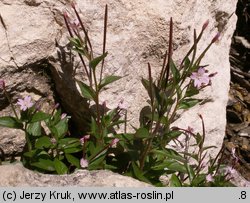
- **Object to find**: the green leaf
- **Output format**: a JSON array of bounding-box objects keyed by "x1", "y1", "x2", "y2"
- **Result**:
[
  {"x1": 64, "y1": 147, "x2": 82, "y2": 154},
  {"x1": 30, "y1": 112, "x2": 51, "y2": 123},
  {"x1": 54, "y1": 158, "x2": 68, "y2": 174},
  {"x1": 170, "y1": 59, "x2": 180, "y2": 83},
  {"x1": 69, "y1": 37, "x2": 86, "y2": 55},
  {"x1": 99, "y1": 75, "x2": 122, "y2": 90},
  {"x1": 90, "y1": 117, "x2": 99, "y2": 138},
  {"x1": 157, "y1": 159, "x2": 187, "y2": 173},
  {"x1": 178, "y1": 98, "x2": 200, "y2": 109},
  {"x1": 49, "y1": 119, "x2": 69, "y2": 139},
  {"x1": 141, "y1": 78, "x2": 153, "y2": 99},
  {"x1": 134, "y1": 128, "x2": 150, "y2": 139},
  {"x1": 89, "y1": 52, "x2": 108, "y2": 71},
  {"x1": 35, "y1": 136, "x2": 52, "y2": 149},
  {"x1": 58, "y1": 138, "x2": 81, "y2": 152},
  {"x1": 131, "y1": 162, "x2": 151, "y2": 184},
  {"x1": 23, "y1": 149, "x2": 39, "y2": 158},
  {"x1": 69, "y1": 37, "x2": 83, "y2": 47},
  {"x1": 58, "y1": 138, "x2": 80, "y2": 146},
  {"x1": 152, "y1": 149, "x2": 186, "y2": 163},
  {"x1": 76, "y1": 80, "x2": 96, "y2": 100},
  {"x1": 185, "y1": 86, "x2": 199, "y2": 97},
  {"x1": 184, "y1": 57, "x2": 191, "y2": 70},
  {"x1": 0, "y1": 116, "x2": 23, "y2": 129},
  {"x1": 194, "y1": 133, "x2": 203, "y2": 146},
  {"x1": 164, "y1": 130, "x2": 182, "y2": 139},
  {"x1": 65, "y1": 154, "x2": 80, "y2": 168},
  {"x1": 88, "y1": 148, "x2": 108, "y2": 170},
  {"x1": 141, "y1": 78, "x2": 150, "y2": 91},
  {"x1": 191, "y1": 174, "x2": 206, "y2": 186},
  {"x1": 47, "y1": 109, "x2": 62, "y2": 126},
  {"x1": 31, "y1": 159, "x2": 55, "y2": 172},
  {"x1": 170, "y1": 174, "x2": 182, "y2": 187},
  {"x1": 186, "y1": 163, "x2": 195, "y2": 181},
  {"x1": 27, "y1": 122, "x2": 42, "y2": 136}
]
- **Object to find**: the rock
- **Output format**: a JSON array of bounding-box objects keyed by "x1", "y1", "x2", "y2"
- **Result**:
[
  {"x1": 230, "y1": 170, "x2": 250, "y2": 187},
  {"x1": 0, "y1": 0, "x2": 237, "y2": 161},
  {"x1": 0, "y1": 163, "x2": 151, "y2": 187}
]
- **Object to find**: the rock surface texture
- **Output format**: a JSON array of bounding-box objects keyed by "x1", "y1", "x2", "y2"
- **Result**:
[
  {"x1": 0, "y1": 0, "x2": 238, "y2": 185},
  {"x1": 0, "y1": 163, "x2": 150, "y2": 186}
]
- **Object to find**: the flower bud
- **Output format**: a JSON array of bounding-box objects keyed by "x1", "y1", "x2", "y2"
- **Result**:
[
  {"x1": 63, "y1": 10, "x2": 69, "y2": 19},
  {"x1": 54, "y1": 103, "x2": 60, "y2": 109},
  {"x1": 71, "y1": 1, "x2": 76, "y2": 9},
  {"x1": 80, "y1": 158, "x2": 89, "y2": 168},
  {"x1": 61, "y1": 113, "x2": 67, "y2": 120},
  {"x1": 80, "y1": 135, "x2": 90, "y2": 145},
  {"x1": 202, "y1": 19, "x2": 209, "y2": 31},
  {"x1": 0, "y1": 79, "x2": 5, "y2": 90},
  {"x1": 110, "y1": 138, "x2": 119, "y2": 147},
  {"x1": 211, "y1": 32, "x2": 220, "y2": 43}
]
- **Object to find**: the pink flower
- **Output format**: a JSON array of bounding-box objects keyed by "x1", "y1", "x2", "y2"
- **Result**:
[
  {"x1": 17, "y1": 96, "x2": 34, "y2": 111},
  {"x1": 80, "y1": 135, "x2": 90, "y2": 145},
  {"x1": 224, "y1": 166, "x2": 236, "y2": 176},
  {"x1": 61, "y1": 113, "x2": 67, "y2": 120},
  {"x1": 117, "y1": 98, "x2": 127, "y2": 110},
  {"x1": 69, "y1": 18, "x2": 80, "y2": 30},
  {"x1": 190, "y1": 67, "x2": 210, "y2": 88},
  {"x1": 206, "y1": 174, "x2": 214, "y2": 182},
  {"x1": 80, "y1": 158, "x2": 89, "y2": 168},
  {"x1": 110, "y1": 138, "x2": 119, "y2": 147},
  {"x1": 0, "y1": 79, "x2": 5, "y2": 90}
]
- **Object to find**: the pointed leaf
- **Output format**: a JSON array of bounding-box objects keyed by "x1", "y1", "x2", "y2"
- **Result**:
[
  {"x1": 89, "y1": 52, "x2": 108, "y2": 71},
  {"x1": 170, "y1": 59, "x2": 180, "y2": 83},
  {"x1": 30, "y1": 112, "x2": 51, "y2": 123},
  {"x1": 76, "y1": 80, "x2": 96, "y2": 100},
  {"x1": 27, "y1": 122, "x2": 42, "y2": 136},
  {"x1": 131, "y1": 162, "x2": 151, "y2": 184},
  {"x1": 54, "y1": 158, "x2": 68, "y2": 174},
  {"x1": 161, "y1": 159, "x2": 187, "y2": 173},
  {"x1": 0, "y1": 116, "x2": 23, "y2": 129},
  {"x1": 31, "y1": 159, "x2": 55, "y2": 172},
  {"x1": 178, "y1": 98, "x2": 200, "y2": 109},
  {"x1": 186, "y1": 163, "x2": 195, "y2": 181},
  {"x1": 134, "y1": 128, "x2": 150, "y2": 139},
  {"x1": 35, "y1": 136, "x2": 52, "y2": 149},
  {"x1": 141, "y1": 78, "x2": 150, "y2": 91},
  {"x1": 65, "y1": 153, "x2": 80, "y2": 168},
  {"x1": 99, "y1": 75, "x2": 122, "y2": 90},
  {"x1": 184, "y1": 57, "x2": 191, "y2": 70},
  {"x1": 170, "y1": 174, "x2": 182, "y2": 187},
  {"x1": 185, "y1": 85, "x2": 199, "y2": 97}
]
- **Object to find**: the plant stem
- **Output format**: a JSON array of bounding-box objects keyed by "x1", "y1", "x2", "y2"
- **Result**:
[
  {"x1": 4, "y1": 89, "x2": 18, "y2": 119},
  {"x1": 24, "y1": 124, "x2": 32, "y2": 152},
  {"x1": 139, "y1": 121, "x2": 161, "y2": 170},
  {"x1": 93, "y1": 70, "x2": 103, "y2": 144},
  {"x1": 100, "y1": 5, "x2": 108, "y2": 81}
]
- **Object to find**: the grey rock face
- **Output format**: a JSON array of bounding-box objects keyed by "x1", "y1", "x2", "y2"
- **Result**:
[
  {"x1": 0, "y1": 0, "x2": 237, "y2": 166},
  {"x1": 0, "y1": 163, "x2": 151, "y2": 187}
]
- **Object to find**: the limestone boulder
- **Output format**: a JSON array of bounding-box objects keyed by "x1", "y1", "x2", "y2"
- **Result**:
[
  {"x1": 0, "y1": 163, "x2": 151, "y2": 187},
  {"x1": 0, "y1": 0, "x2": 237, "y2": 161}
]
